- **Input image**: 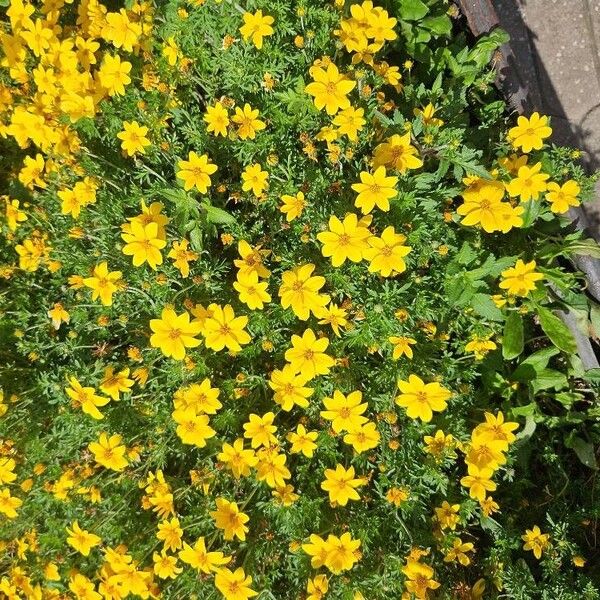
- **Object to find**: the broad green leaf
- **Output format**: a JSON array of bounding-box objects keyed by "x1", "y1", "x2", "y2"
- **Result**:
[
  {"x1": 565, "y1": 434, "x2": 598, "y2": 470},
  {"x1": 202, "y1": 203, "x2": 236, "y2": 225},
  {"x1": 512, "y1": 346, "x2": 560, "y2": 381},
  {"x1": 531, "y1": 368, "x2": 568, "y2": 393},
  {"x1": 503, "y1": 312, "x2": 524, "y2": 360},
  {"x1": 520, "y1": 199, "x2": 541, "y2": 228},
  {"x1": 421, "y1": 15, "x2": 452, "y2": 36},
  {"x1": 471, "y1": 293, "x2": 504, "y2": 321},
  {"x1": 537, "y1": 307, "x2": 578, "y2": 354},
  {"x1": 566, "y1": 238, "x2": 600, "y2": 258},
  {"x1": 397, "y1": 0, "x2": 429, "y2": 21}
]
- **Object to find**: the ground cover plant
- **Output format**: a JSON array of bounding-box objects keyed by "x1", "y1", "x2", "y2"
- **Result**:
[{"x1": 1, "y1": 0, "x2": 600, "y2": 598}]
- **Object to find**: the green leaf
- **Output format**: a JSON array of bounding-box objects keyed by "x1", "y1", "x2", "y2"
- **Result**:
[
  {"x1": 520, "y1": 199, "x2": 542, "y2": 228},
  {"x1": 565, "y1": 434, "x2": 598, "y2": 470},
  {"x1": 537, "y1": 307, "x2": 578, "y2": 354},
  {"x1": 189, "y1": 226, "x2": 203, "y2": 252},
  {"x1": 512, "y1": 346, "x2": 560, "y2": 381},
  {"x1": 397, "y1": 0, "x2": 429, "y2": 21},
  {"x1": 566, "y1": 238, "x2": 600, "y2": 259},
  {"x1": 421, "y1": 15, "x2": 452, "y2": 36},
  {"x1": 202, "y1": 203, "x2": 237, "y2": 226},
  {"x1": 470, "y1": 293, "x2": 504, "y2": 321},
  {"x1": 503, "y1": 312, "x2": 524, "y2": 360},
  {"x1": 531, "y1": 368, "x2": 568, "y2": 393}
]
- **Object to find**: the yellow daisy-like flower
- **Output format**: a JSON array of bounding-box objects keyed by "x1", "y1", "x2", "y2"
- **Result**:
[{"x1": 239, "y1": 10, "x2": 274, "y2": 49}]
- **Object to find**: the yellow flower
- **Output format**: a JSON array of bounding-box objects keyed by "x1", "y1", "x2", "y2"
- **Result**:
[
  {"x1": 499, "y1": 259, "x2": 543, "y2": 297},
  {"x1": 102, "y1": 9, "x2": 142, "y2": 52},
  {"x1": 234, "y1": 271, "x2": 271, "y2": 310},
  {"x1": 351, "y1": 166, "x2": 398, "y2": 214},
  {"x1": 278, "y1": 263, "x2": 330, "y2": 320},
  {"x1": 321, "y1": 389, "x2": 368, "y2": 433},
  {"x1": 204, "y1": 101, "x2": 230, "y2": 137},
  {"x1": 202, "y1": 304, "x2": 251, "y2": 352},
  {"x1": 234, "y1": 240, "x2": 271, "y2": 278},
  {"x1": 176, "y1": 151, "x2": 218, "y2": 193},
  {"x1": 546, "y1": 180, "x2": 580, "y2": 214},
  {"x1": 321, "y1": 464, "x2": 364, "y2": 506},
  {"x1": 243, "y1": 412, "x2": 277, "y2": 448},
  {"x1": 178, "y1": 537, "x2": 231, "y2": 573},
  {"x1": 413, "y1": 103, "x2": 444, "y2": 127},
  {"x1": 343, "y1": 421, "x2": 380, "y2": 453},
  {"x1": 121, "y1": 221, "x2": 166, "y2": 269},
  {"x1": 162, "y1": 36, "x2": 179, "y2": 66},
  {"x1": 98, "y1": 54, "x2": 132, "y2": 96},
  {"x1": 83, "y1": 262, "x2": 122, "y2": 306},
  {"x1": 456, "y1": 181, "x2": 506, "y2": 233},
  {"x1": 174, "y1": 378, "x2": 222, "y2": 414},
  {"x1": 280, "y1": 191, "x2": 307, "y2": 221},
  {"x1": 21, "y1": 19, "x2": 54, "y2": 56},
  {"x1": 269, "y1": 365, "x2": 313, "y2": 411},
  {"x1": 210, "y1": 498, "x2": 250, "y2": 541},
  {"x1": 241, "y1": 163, "x2": 269, "y2": 197},
  {"x1": 443, "y1": 538, "x2": 474, "y2": 565},
  {"x1": 472, "y1": 411, "x2": 518, "y2": 450},
  {"x1": 231, "y1": 103, "x2": 266, "y2": 139},
  {"x1": 460, "y1": 464, "x2": 496, "y2": 500},
  {"x1": 305, "y1": 63, "x2": 356, "y2": 115},
  {"x1": 69, "y1": 573, "x2": 103, "y2": 599},
  {"x1": 48, "y1": 302, "x2": 70, "y2": 330},
  {"x1": 395, "y1": 374, "x2": 451, "y2": 422},
  {"x1": 324, "y1": 532, "x2": 361, "y2": 574},
  {"x1": 218, "y1": 439, "x2": 258, "y2": 478},
  {"x1": 402, "y1": 559, "x2": 440, "y2": 598},
  {"x1": 373, "y1": 133, "x2": 423, "y2": 173},
  {"x1": 302, "y1": 533, "x2": 330, "y2": 569},
  {"x1": 521, "y1": 525, "x2": 550, "y2": 559},
  {"x1": 43, "y1": 562, "x2": 60, "y2": 581},
  {"x1": 89, "y1": 432, "x2": 129, "y2": 471},
  {"x1": 168, "y1": 239, "x2": 198, "y2": 277},
  {"x1": 287, "y1": 424, "x2": 319, "y2": 457},
  {"x1": 256, "y1": 447, "x2": 291, "y2": 488},
  {"x1": 389, "y1": 335, "x2": 416, "y2": 359},
  {"x1": 316, "y1": 303, "x2": 348, "y2": 336},
  {"x1": 65, "y1": 376, "x2": 110, "y2": 420},
  {"x1": 364, "y1": 225, "x2": 411, "y2": 276},
  {"x1": 465, "y1": 438, "x2": 506, "y2": 470},
  {"x1": 0, "y1": 458, "x2": 16, "y2": 485},
  {"x1": 385, "y1": 486, "x2": 409, "y2": 507},
  {"x1": 306, "y1": 573, "x2": 328, "y2": 600},
  {"x1": 423, "y1": 430, "x2": 455, "y2": 459},
  {"x1": 157, "y1": 517, "x2": 183, "y2": 552},
  {"x1": 285, "y1": 328, "x2": 335, "y2": 379},
  {"x1": 506, "y1": 162, "x2": 550, "y2": 201},
  {"x1": 117, "y1": 121, "x2": 151, "y2": 156},
  {"x1": 0, "y1": 488, "x2": 22, "y2": 519},
  {"x1": 332, "y1": 106, "x2": 365, "y2": 141},
  {"x1": 153, "y1": 550, "x2": 182, "y2": 579},
  {"x1": 66, "y1": 521, "x2": 102, "y2": 556},
  {"x1": 172, "y1": 408, "x2": 216, "y2": 447},
  {"x1": 18, "y1": 154, "x2": 46, "y2": 189},
  {"x1": 5, "y1": 198, "x2": 27, "y2": 231},
  {"x1": 317, "y1": 213, "x2": 371, "y2": 267},
  {"x1": 100, "y1": 366, "x2": 133, "y2": 400},
  {"x1": 239, "y1": 10, "x2": 274, "y2": 49},
  {"x1": 508, "y1": 112, "x2": 552, "y2": 153},
  {"x1": 150, "y1": 307, "x2": 203, "y2": 360},
  {"x1": 465, "y1": 336, "x2": 497, "y2": 360},
  {"x1": 214, "y1": 567, "x2": 257, "y2": 600}
]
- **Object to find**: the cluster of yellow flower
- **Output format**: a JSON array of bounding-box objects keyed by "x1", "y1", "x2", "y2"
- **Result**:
[
  {"x1": 457, "y1": 112, "x2": 581, "y2": 235},
  {"x1": 1, "y1": 0, "x2": 592, "y2": 596}
]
